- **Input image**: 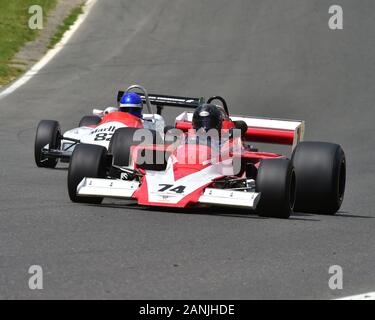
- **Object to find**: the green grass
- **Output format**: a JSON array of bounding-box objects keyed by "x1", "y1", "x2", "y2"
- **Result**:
[
  {"x1": 48, "y1": 4, "x2": 83, "y2": 49},
  {"x1": 0, "y1": 0, "x2": 57, "y2": 85}
]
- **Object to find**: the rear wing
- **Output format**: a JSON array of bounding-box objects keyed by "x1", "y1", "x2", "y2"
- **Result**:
[
  {"x1": 117, "y1": 91, "x2": 201, "y2": 114},
  {"x1": 175, "y1": 112, "x2": 305, "y2": 149}
]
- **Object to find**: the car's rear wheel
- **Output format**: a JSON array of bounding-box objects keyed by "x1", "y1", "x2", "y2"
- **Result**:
[
  {"x1": 78, "y1": 115, "x2": 101, "y2": 127},
  {"x1": 292, "y1": 141, "x2": 346, "y2": 215},
  {"x1": 34, "y1": 120, "x2": 61, "y2": 168},
  {"x1": 255, "y1": 158, "x2": 296, "y2": 219},
  {"x1": 68, "y1": 144, "x2": 107, "y2": 204}
]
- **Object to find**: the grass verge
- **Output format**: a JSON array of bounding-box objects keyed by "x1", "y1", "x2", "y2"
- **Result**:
[
  {"x1": 0, "y1": 0, "x2": 57, "y2": 85},
  {"x1": 48, "y1": 4, "x2": 83, "y2": 49}
]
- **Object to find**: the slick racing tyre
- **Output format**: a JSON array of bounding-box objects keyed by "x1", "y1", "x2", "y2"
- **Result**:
[
  {"x1": 34, "y1": 120, "x2": 61, "y2": 168},
  {"x1": 292, "y1": 141, "x2": 346, "y2": 215},
  {"x1": 78, "y1": 115, "x2": 101, "y2": 127},
  {"x1": 108, "y1": 127, "x2": 162, "y2": 167},
  {"x1": 256, "y1": 158, "x2": 296, "y2": 219},
  {"x1": 68, "y1": 144, "x2": 107, "y2": 204}
]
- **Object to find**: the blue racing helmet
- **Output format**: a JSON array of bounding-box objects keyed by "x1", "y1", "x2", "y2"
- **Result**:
[{"x1": 119, "y1": 92, "x2": 143, "y2": 118}]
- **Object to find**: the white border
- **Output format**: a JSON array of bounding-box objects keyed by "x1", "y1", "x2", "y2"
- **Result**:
[
  {"x1": 0, "y1": 0, "x2": 98, "y2": 100},
  {"x1": 336, "y1": 292, "x2": 375, "y2": 300}
]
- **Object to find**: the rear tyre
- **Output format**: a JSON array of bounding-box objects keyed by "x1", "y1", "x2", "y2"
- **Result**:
[
  {"x1": 109, "y1": 127, "x2": 161, "y2": 167},
  {"x1": 256, "y1": 159, "x2": 296, "y2": 219},
  {"x1": 68, "y1": 144, "x2": 107, "y2": 204},
  {"x1": 78, "y1": 115, "x2": 101, "y2": 127},
  {"x1": 292, "y1": 141, "x2": 346, "y2": 215},
  {"x1": 34, "y1": 120, "x2": 61, "y2": 168}
]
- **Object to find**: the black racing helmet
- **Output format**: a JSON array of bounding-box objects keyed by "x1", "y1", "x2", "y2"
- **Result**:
[{"x1": 192, "y1": 104, "x2": 223, "y2": 132}]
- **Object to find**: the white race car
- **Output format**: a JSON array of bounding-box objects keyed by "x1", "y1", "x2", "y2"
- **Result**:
[{"x1": 34, "y1": 85, "x2": 196, "y2": 168}]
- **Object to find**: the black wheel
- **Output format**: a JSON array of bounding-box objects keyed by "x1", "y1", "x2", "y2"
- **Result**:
[
  {"x1": 108, "y1": 127, "x2": 161, "y2": 167},
  {"x1": 234, "y1": 120, "x2": 248, "y2": 136},
  {"x1": 68, "y1": 144, "x2": 107, "y2": 204},
  {"x1": 164, "y1": 125, "x2": 175, "y2": 134},
  {"x1": 292, "y1": 141, "x2": 346, "y2": 215},
  {"x1": 34, "y1": 120, "x2": 61, "y2": 168},
  {"x1": 256, "y1": 159, "x2": 296, "y2": 219},
  {"x1": 78, "y1": 115, "x2": 101, "y2": 127}
]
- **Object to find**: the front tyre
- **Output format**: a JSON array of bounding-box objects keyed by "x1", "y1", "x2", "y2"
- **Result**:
[
  {"x1": 34, "y1": 120, "x2": 61, "y2": 168},
  {"x1": 292, "y1": 141, "x2": 346, "y2": 215},
  {"x1": 256, "y1": 159, "x2": 296, "y2": 219},
  {"x1": 109, "y1": 127, "x2": 161, "y2": 167},
  {"x1": 68, "y1": 144, "x2": 107, "y2": 204}
]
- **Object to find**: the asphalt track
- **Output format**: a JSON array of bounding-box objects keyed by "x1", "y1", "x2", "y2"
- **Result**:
[{"x1": 0, "y1": 0, "x2": 374, "y2": 299}]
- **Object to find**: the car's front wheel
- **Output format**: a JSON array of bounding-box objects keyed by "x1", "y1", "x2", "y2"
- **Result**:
[
  {"x1": 255, "y1": 158, "x2": 296, "y2": 219},
  {"x1": 68, "y1": 144, "x2": 107, "y2": 204},
  {"x1": 109, "y1": 127, "x2": 162, "y2": 167},
  {"x1": 34, "y1": 120, "x2": 61, "y2": 168}
]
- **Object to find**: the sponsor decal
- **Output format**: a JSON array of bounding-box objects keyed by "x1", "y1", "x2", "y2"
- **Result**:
[{"x1": 91, "y1": 125, "x2": 117, "y2": 141}]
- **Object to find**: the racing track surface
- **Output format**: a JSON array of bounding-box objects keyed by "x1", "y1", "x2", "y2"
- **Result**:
[{"x1": 0, "y1": 0, "x2": 374, "y2": 299}]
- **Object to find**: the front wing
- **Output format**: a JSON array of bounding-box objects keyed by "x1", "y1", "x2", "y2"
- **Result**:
[{"x1": 77, "y1": 178, "x2": 261, "y2": 209}]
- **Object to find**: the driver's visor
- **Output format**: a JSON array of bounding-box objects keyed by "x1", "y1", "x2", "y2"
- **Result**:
[{"x1": 119, "y1": 106, "x2": 142, "y2": 117}]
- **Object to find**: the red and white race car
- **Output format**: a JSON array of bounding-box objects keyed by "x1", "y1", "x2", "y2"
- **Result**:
[{"x1": 67, "y1": 95, "x2": 346, "y2": 219}]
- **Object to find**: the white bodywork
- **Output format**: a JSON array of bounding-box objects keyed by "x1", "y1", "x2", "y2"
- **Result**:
[
  {"x1": 198, "y1": 188, "x2": 259, "y2": 208},
  {"x1": 78, "y1": 178, "x2": 140, "y2": 199},
  {"x1": 59, "y1": 110, "x2": 165, "y2": 154}
]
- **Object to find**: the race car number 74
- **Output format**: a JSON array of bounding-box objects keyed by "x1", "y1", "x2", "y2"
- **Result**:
[{"x1": 158, "y1": 184, "x2": 186, "y2": 194}]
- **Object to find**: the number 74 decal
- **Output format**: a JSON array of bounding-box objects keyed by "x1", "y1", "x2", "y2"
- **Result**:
[{"x1": 158, "y1": 184, "x2": 186, "y2": 194}]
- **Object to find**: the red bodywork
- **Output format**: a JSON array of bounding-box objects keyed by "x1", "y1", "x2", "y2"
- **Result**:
[
  {"x1": 132, "y1": 143, "x2": 227, "y2": 207},
  {"x1": 129, "y1": 129, "x2": 284, "y2": 207},
  {"x1": 176, "y1": 120, "x2": 294, "y2": 145},
  {"x1": 93, "y1": 112, "x2": 144, "y2": 128},
  {"x1": 174, "y1": 119, "x2": 285, "y2": 166}
]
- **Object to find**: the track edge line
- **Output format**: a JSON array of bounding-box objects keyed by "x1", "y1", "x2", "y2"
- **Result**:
[{"x1": 0, "y1": 0, "x2": 98, "y2": 100}]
